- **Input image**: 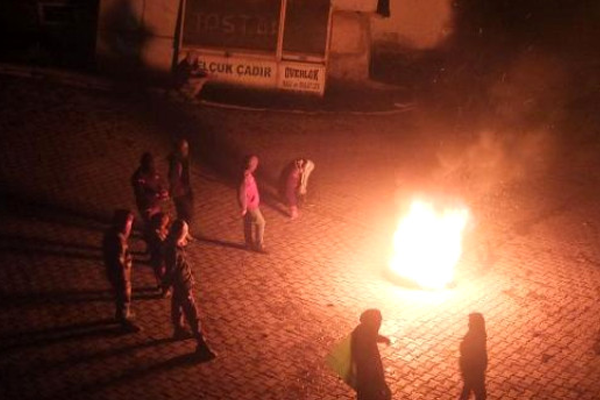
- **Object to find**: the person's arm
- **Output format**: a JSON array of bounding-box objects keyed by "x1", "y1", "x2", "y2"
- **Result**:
[
  {"x1": 376, "y1": 334, "x2": 391, "y2": 345},
  {"x1": 299, "y1": 160, "x2": 315, "y2": 194},
  {"x1": 191, "y1": 61, "x2": 208, "y2": 78},
  {"x1": 238, "y1": 175, "x2": 248, "y2": 215},
  {"x1": 117, "y1": 239, "x2": 130, "y2": 283}
]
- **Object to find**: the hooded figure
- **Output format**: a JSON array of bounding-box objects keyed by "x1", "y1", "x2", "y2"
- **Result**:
[
  {"x1": 459, "y1": 313, "x2": 488, "y2": 400},
  {"x1": 351, "y1": 309, "x2": 392, "y2": 400}
]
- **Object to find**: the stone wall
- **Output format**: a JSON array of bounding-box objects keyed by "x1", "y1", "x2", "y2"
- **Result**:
[
  {"x1": 327, "y1": 10, "x2": 371, "y2": 82},
  {"x1": 96, "y1": 0, "x2": 179, "y2": 77}
]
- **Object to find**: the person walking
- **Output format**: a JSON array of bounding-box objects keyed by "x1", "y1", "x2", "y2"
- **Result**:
[
  {"x1": 238, "y1": 155, "x2": 266, "y2": 252},
  {"x1": 168, "y1": 139, "x2": 195, "y2": 232},
  {"x1": 351, "y1": 309, "x2": 392, "y2": 400},
  {"x1": 102, "y1": 209, "x2": 140, "y2": 332},
  {"x1": 459, "y1": 313, "x2": 488, "y2": 400},
  {"x1": 162, "y1": 219, "x2": 216, "y2": 360}
]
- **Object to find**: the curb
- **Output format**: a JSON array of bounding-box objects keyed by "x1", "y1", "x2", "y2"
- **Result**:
[{"x1": 0, "y1": 62, "x2": 415, "y2": 116}]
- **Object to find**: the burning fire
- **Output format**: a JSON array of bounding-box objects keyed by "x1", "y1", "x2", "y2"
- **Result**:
[{"x1": 389, "y1": 199, "x2": 469, "y2": 289}]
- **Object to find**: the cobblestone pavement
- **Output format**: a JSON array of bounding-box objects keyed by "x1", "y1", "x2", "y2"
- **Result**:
[{"x1": 1, "y1": 75, "x2": 600, "y2": 400}]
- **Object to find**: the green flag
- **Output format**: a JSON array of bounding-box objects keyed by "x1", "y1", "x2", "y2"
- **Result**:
[{"x1": 326, "y1": 334, "x2": 356, "y2": 389}]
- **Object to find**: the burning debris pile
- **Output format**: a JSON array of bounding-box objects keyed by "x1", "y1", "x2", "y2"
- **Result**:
[{"x1": 389, "y1": 199, "x2": 469, "y2": 289}]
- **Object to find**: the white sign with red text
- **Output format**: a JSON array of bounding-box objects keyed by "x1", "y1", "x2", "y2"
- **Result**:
[
  {"x1": 196, "y1": 54, "x2": 278, "y2": 88},
  {"x1": 278, "y1": 62, "x2": 326, "y2": 95}
]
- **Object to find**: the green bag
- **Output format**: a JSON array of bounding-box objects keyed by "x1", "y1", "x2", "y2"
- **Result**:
[{"x1": 326, "y1": 334, "x2": 357, "y2": 389}]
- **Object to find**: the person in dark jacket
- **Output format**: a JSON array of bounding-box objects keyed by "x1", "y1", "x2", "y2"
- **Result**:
[
  {"x1": 173, "y1": 51, "x2": 209, "y2": 101},
  {"x1": 351, "y1": 309, "x2": 392, "y2": 400},
  {"x1": 131, "y1": 152, "x2": 168, "y2": 227},
  {"x1": 168, "y1": 139, "x2": 195, "y2": 233},
  {"x1": 459, "y1": 313, "x2": 488, "y2": 400},
  {"x1": 102, "y1": 209, "x2": 140, "y2": 332},
  {"x1": 147, "y1": 212, "x2": 170, "y2": 297},
  {"x1": 163, "y1": 219, "x2": 215, "y2": 360}
]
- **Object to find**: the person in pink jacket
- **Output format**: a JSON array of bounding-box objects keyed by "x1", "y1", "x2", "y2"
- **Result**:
[{"x1": 238, "y1": 155, "x2": 266, "y2": 253}]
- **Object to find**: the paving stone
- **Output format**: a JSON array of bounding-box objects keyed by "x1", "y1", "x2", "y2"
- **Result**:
[{"x1": 1, "y1": 74, "x2": 600, "y2": 399}]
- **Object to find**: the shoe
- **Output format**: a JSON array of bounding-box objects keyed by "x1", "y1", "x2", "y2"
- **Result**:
[
  {"x1": 195, "y1": 343, "x2": 217, "y2": 361},
  {"x1": 254, "y1": 245, "x2": 268, "y2": 254},
  {"x1": 173, "y1": 328, "x2": 193, "y2": 341}
]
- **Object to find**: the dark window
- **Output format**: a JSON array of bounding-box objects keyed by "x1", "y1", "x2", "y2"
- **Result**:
[
  {"x1": 282, "y1": 0, "x2": 330, "y2": 58},
  {"x1": 377, "y1": 0, "x2": 390, "y2": 18},
  {"x1": 182, "y1": 0, "x2": 282, "y2": 53}
]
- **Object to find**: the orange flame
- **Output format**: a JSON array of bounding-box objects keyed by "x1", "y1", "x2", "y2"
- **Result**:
[{"x1": 389, "y1": 200, "x2": 469, "y2": 289}]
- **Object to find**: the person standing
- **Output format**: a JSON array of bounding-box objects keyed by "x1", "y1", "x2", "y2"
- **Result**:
[
  {"x1": 351, "y1": 309, "x2": 392, "y2": 400},
  {"x1": 238, "y1": 155, "x2": 266, "y2": 252},
  {"x1": 283, "y1": 158, "x2": 315, "y2": 219},
  {"x1": 459, "y1": 313, "x2": 488, "y2": 400},
  {"x1": 147, "y1": 212, "x2": 171, "y2": 297},
  {"x1": 163, "y1": 219, "x2": 216, "y2": 360},
  {"x1": 102, "y1": 209, "x2": 140, "y2": 332},
  {"x1": 131, "y1": 152, "x2": 168, "y2": 228},
  {"x1": 168, "y1": 139, "x2": 195, "y2": 231}
]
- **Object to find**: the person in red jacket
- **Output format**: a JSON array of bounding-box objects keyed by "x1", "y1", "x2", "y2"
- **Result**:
[
  {"x1": 238, "y1": 155, "x2": 266, "y2": 252},
  {"x1": 163, "y1": 219, "x2": 216, "y2": 360}
]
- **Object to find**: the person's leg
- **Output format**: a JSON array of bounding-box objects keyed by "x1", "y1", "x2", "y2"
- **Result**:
[
  {"x1": 181, "y1": 290, "x2": 201, "y2": 338},
  {"x1": 252, "y1": 208, "x2": 266, "y2": 249},
  {"x1": 189, "y1": 77, "x2": 207, "y2": 97},
  {"x1": 115, "y1": 280, "x2": 139, "y2": 331},
  {"x1": 115, "y1": 283, "x2": 127, "y2": 322},
  {"x1": 181, "y1": 289, "x2": 215, "y2": 358},
  {"x1": 171, "y1": 290, "x2": 186, "y2": 334},
  {"x1": 174, "y1": 196, "x2": 185, "y2": 221},
  {"x1": 459, "y1": 384, "x2": 471, "y2": 400},
  {"x1": 123, "y1": 279, "x2": 132, "y2": 320},
  {"x1": 472, "y1": 376, "x2": 486, "y2": 400},
  {"x1": 243, "y1": 213, "x2": 253, "y2": 248},
  {"x1": 182, "y1": 192, "x2": 194, "y2": 227},
  {"x1": 179, "y1": 83, "x2": 195, "y2": 99}
]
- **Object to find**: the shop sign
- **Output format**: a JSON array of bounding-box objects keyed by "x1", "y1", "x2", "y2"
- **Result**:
[
  {"x1": 278, "y1": 62, "x2": 326, "y2": 95},
  {"x1": 197, "y1": 54, "x2": 278, "y2": 88}
]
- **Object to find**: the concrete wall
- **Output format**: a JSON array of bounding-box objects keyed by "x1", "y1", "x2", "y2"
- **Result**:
[
  {"x1": 371, "y1": 0, "x2": 454, "y2": 50},
  {"x1": 331, "y1": 0, "x2": 376, "y2": 13},
  {"x1": 327, "y1": 10, "x2": 371, "y2": 82},
  {"x1": 96, "y1": 0, "x2": 179, "y2": 77}
]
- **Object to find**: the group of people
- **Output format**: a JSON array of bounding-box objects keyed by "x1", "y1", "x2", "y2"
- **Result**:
[
  {"x1": 101, "y1": 138, "x2": 214, "y2": 359},
  {"x1": 333, "y1": 310, "x2": 488, "y2": 400},
  {"x1": 101, "y1": 138, "x2": 315, "y2": 361}
]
